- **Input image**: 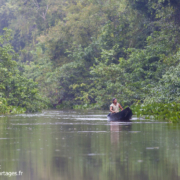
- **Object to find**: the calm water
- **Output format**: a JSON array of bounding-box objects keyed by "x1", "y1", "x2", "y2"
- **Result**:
[{"x1": 0, "y1": 110, "x2": 180, "y2": 180}]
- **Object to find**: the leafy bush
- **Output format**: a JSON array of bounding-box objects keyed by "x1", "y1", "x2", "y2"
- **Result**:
[
  {"x1": 131, "y1": 103, "x2": 180, "y2": 123},
  {"x1": 0, "y1": 98, "x2": 26, "y2": 114}
]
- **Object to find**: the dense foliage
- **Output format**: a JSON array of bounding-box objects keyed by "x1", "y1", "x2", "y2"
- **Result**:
[
  {"x1": 1, "y1": 0, "x2": 180, "y2": 120},
  {"x1": 132, "y1": 102, "x2": 180, "y2": 123},
  {"x1": 0, "y1": 29, "x2": 47, "y2": 113}
]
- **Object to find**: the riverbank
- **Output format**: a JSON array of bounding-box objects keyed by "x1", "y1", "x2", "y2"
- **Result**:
[
  {"x1": 131, "y1": 102, "x2": 180, "y2": 123},
  {"x1": 56, "y1": 102, "x2": 180, "y2": 123},
  {"x1": 0, "y1": 104, "x2": 26, "y2": 114},
  {"x1": 2, "y1": 100, "x2": 180, "y2": 123}
]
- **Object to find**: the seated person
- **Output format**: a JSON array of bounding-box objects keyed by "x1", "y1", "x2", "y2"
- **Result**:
[{"x1": 110, "y1": 98, "x2": 123, "y2": 113}]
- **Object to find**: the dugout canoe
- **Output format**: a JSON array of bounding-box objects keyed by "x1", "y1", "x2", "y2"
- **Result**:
[{"x1": 107, "y1": 107, "x2": 133, "y2": 121}]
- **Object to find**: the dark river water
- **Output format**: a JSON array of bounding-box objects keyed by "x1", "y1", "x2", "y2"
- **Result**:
[{"x1": 0, "y1": 110, "x2": 180, "y2": 180}]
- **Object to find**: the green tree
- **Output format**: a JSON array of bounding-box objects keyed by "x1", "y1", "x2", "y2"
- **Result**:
[{"x1": 0, "y1": 29, "x2": 47, "y2": 113}]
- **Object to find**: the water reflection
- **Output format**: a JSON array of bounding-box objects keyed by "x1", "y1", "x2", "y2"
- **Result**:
[
  {"x1": 110, "y1": 122, "x2": 131, "y2": 145},
  {"x1": 110, "y1": 122, "x2": 121, "y2": 145},
  {"x1": 0, "y1": 111, "x2": 179, "y2": 180},
  {"x1": 53, "y1": 156, "x2": 67, "y2": 174}
]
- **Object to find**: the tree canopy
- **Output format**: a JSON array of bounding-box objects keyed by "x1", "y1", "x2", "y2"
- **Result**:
[{"x1": 1, "y1": 0, "x2": 180, "y2": 116}]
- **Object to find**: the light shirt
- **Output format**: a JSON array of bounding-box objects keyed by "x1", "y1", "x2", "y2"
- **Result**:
[{"x1": 110, "y1": 103, "x2": 120, "y2": 113}]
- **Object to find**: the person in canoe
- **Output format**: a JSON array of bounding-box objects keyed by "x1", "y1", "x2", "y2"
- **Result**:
[{"x1": 110, "y1": 98, "x2": 123, "y2": 113}]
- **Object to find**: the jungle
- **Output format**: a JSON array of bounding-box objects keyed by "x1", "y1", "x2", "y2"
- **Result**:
[{"x1": 1, "y1": 0, "x2": 180, "y2": 122}]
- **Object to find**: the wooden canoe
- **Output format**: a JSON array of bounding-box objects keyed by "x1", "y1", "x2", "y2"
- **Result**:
[{"x1": 107, "y1": 107, "x2": 133, "y2": 121}]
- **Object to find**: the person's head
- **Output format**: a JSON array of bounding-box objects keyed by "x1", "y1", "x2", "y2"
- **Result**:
[{"x1": 112, "y1": 98, "x2": 117, "y2": 104}]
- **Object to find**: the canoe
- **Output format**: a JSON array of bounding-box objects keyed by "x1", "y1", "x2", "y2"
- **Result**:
[{"x1": 107, "y1": 107, "x2": 133, "y2": 121}]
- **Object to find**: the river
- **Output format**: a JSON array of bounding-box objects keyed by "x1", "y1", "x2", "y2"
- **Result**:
[{"x1": 0, "y1": 110, "x2": 180, "y2": 180}]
